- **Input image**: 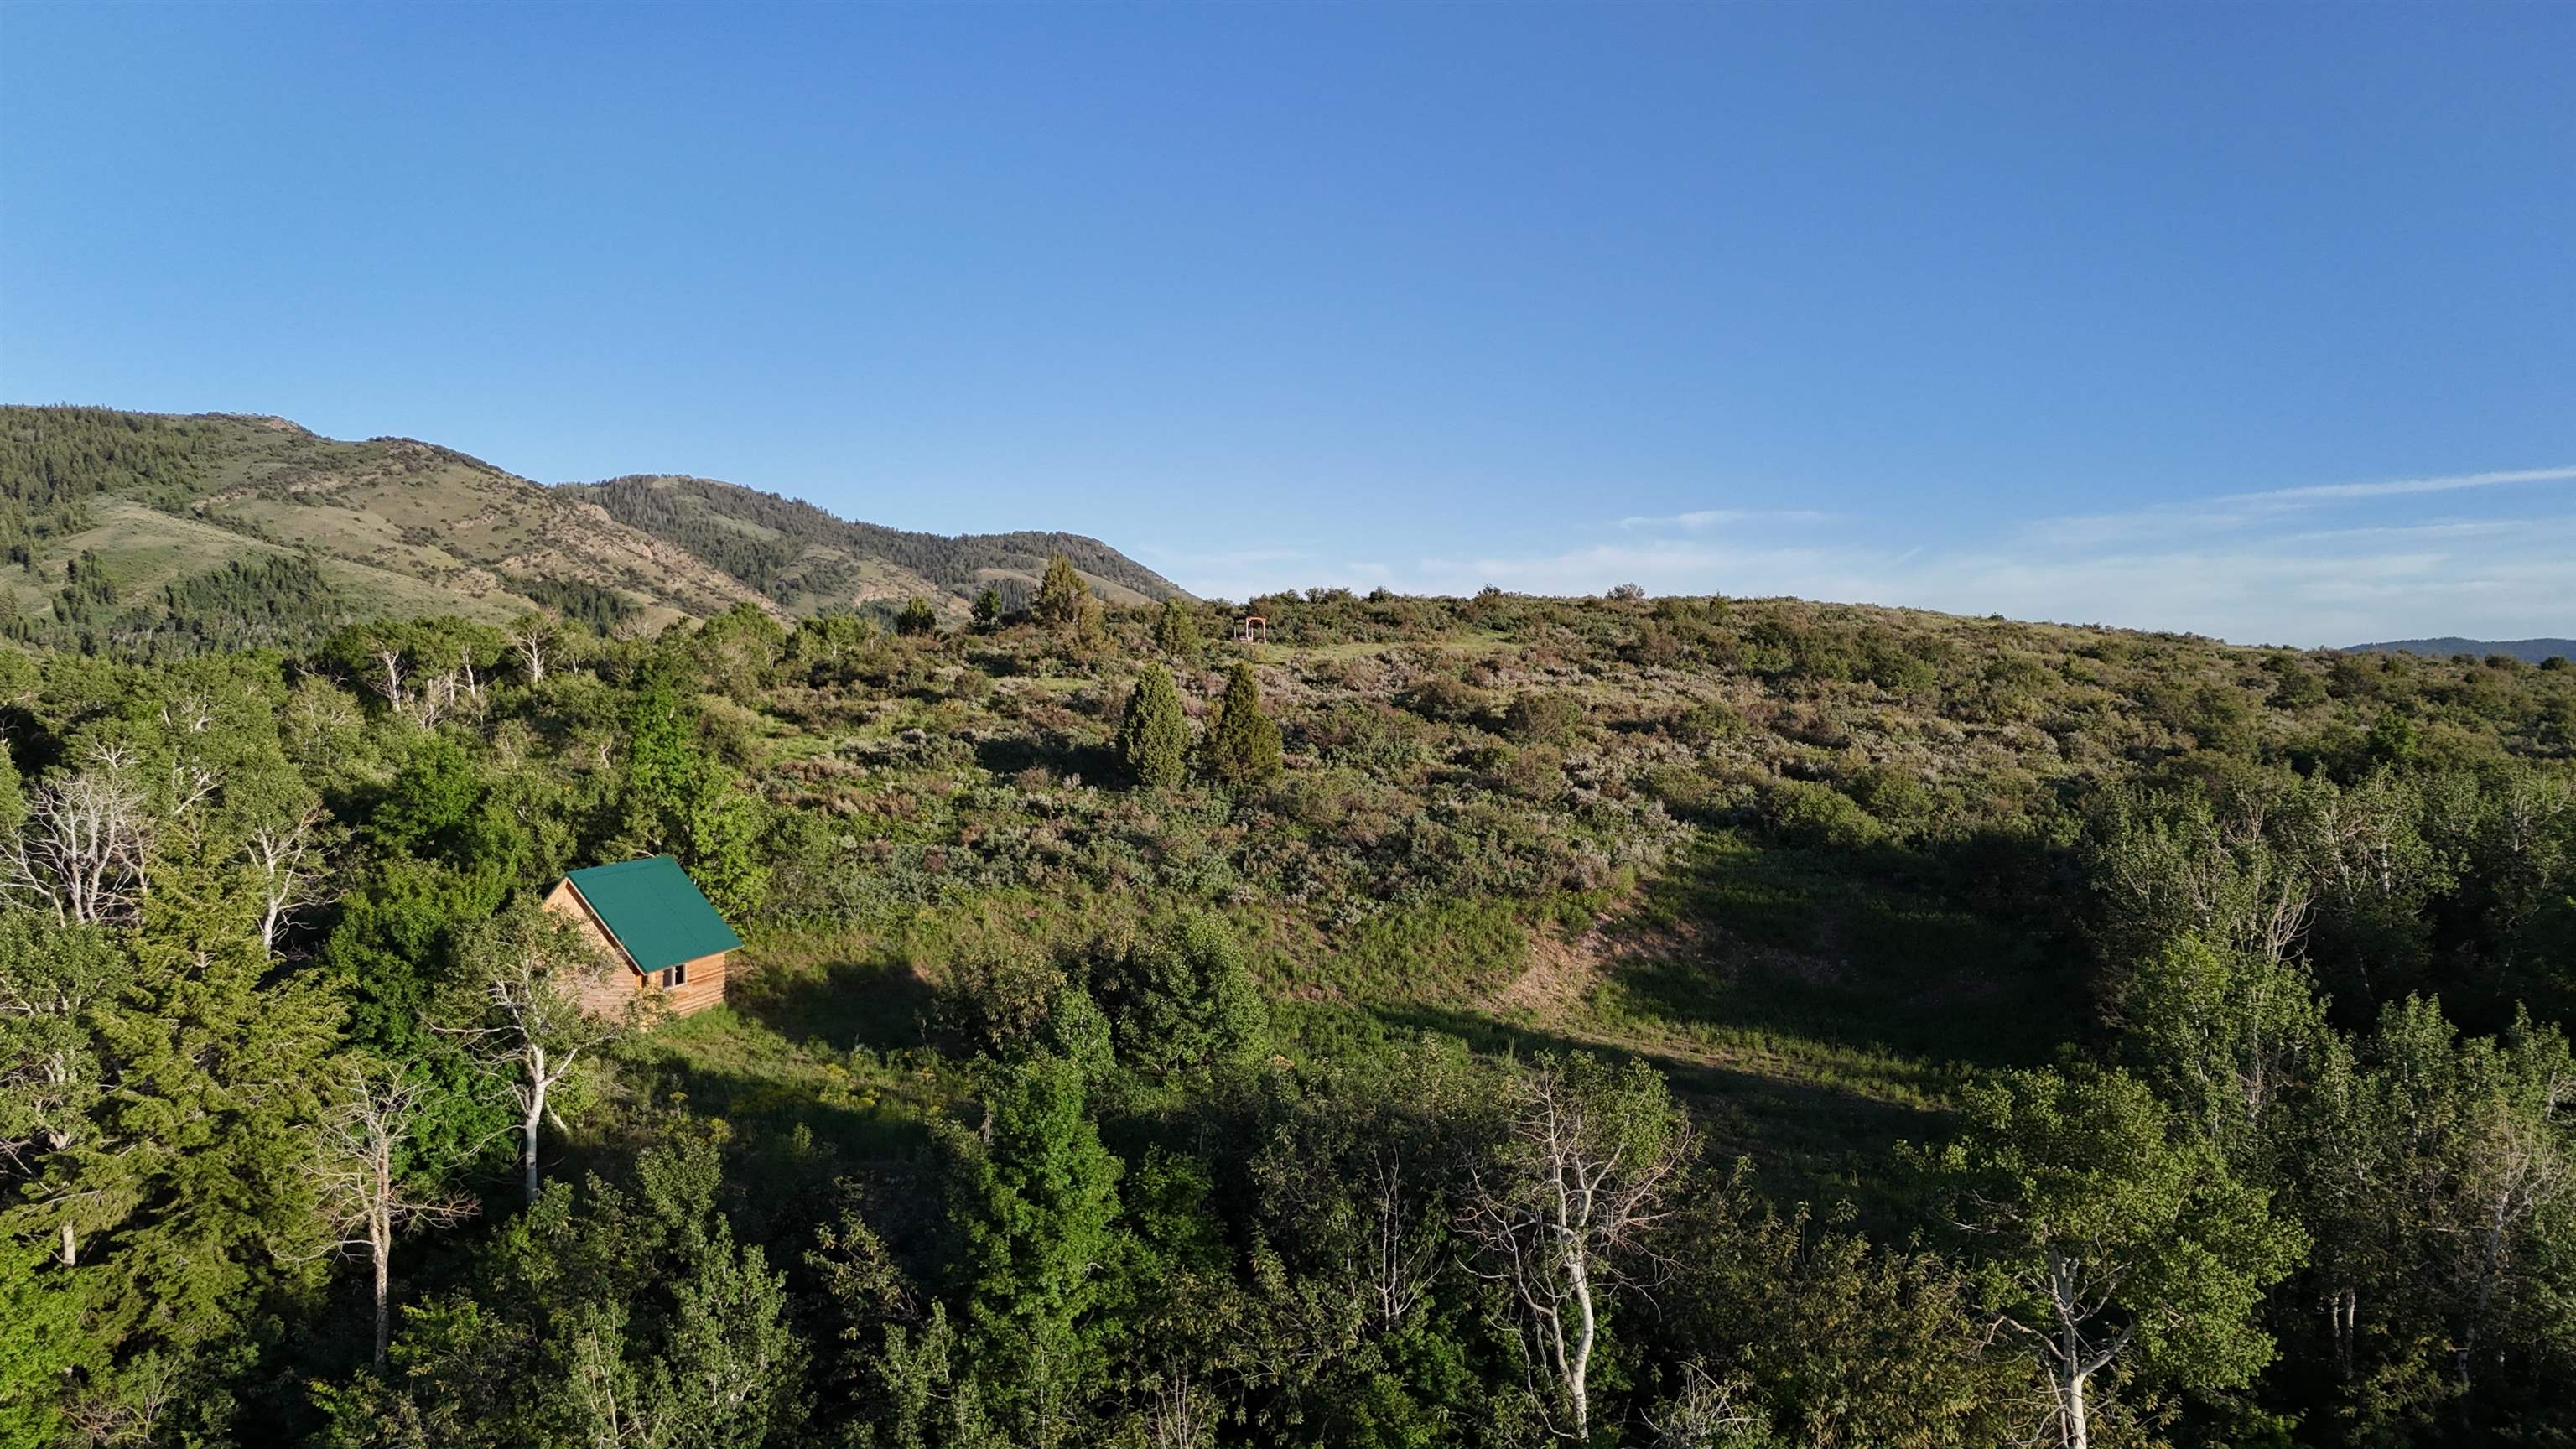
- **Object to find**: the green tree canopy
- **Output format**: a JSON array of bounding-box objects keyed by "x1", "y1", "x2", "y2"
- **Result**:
[
  {"x1": 1085, "y1": 916, "x2": 1267, "y2": 1072},
  {"x1": 943, "y1": 1053, "x2": 1124, "y2": 1448},
  {"x1": 1032, "y1": 554, "x2": 1088, "y2": 631},
  {"x1": 1919, "y1": 1065, "x2": 2304, "y2": 1449},
  {"x1": 1201, "y1": 662, "x2": 1282, "y2": 787},
  {"x1": 1152, "y1": 598, "x2": 1203, "y2": 668}
]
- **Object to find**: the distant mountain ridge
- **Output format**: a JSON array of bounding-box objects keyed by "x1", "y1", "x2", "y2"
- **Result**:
[
  {"x1": 2346, "y1": 637, "x2": 2576, "y2": 665},
  {"x1": 0, "y1": 405, "x2": 1180, "y2": 646},
  {"x1": 572, "y1": 473, "x2": 1176, "y2": 619}
]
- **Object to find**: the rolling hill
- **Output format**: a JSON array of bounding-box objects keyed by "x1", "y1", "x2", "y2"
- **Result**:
[
  {"x1": 2347, "y1": 636, "x2": 2576, "y2": 665},
  {"x1": 0, "y1": 405, "x2": 1181, "y2": 647}
]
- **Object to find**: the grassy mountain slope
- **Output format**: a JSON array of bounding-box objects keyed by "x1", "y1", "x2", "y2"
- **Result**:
[
  {"x1": 572, "y1": 473, "x2": 1181, "y2": 620},
  {"x1": 0, "y1": 406, "x2": 1177, "y2": 646}
]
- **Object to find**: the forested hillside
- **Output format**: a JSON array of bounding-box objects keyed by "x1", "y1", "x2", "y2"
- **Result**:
[
  {"x1": 0, "y1": 407, "x2": 1178, "y2": 654},
  {"x1": 2, "y1": 576, "x2": 2572, "y2": 1448}
]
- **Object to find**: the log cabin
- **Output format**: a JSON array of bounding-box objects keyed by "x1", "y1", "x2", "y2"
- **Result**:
[{"x1": 541, "y1": 855, "x2": 742, "y2": 1018}]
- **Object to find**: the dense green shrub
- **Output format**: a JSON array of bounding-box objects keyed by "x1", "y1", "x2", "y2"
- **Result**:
[
  {"x1": 1400, "y1": 672, "x2": 1490, "y2": 723},
  {"x1": 1083, "y1": 916, "x2": 1268, "y2": 1072},
  {"x1": 1674, "y1": 699, "x2": 1744, "y2": 744},
  {"x1": 1758, "y1": 776, "x2": 1883, "y2": 850},
  {"x1": 1502, "y1": 689, "x2": 1587, "y2": 745}
]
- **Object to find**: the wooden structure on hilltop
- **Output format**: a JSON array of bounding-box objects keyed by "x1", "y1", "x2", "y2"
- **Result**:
[{"x1": 542, "y1": 855, "x2": 742, "y2": 1018}]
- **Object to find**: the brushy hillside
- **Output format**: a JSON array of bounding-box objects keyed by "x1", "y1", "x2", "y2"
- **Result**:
[
  {"x1": 0, "y1": 406, "x2": 1178, "y2": 654},
  {"x1": 3, "y1": 576, "x2": 2572, "y2": 1447}
]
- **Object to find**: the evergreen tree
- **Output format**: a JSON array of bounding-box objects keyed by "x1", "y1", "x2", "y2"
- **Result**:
[
  {"x1": 1201, "y1": 662, "x2": 1283, "y2": 787},
  {"x1": 896, "y1": 596, "x2": 939, "y2": 636},
  {"x1": 1032, "y1": 554, "x2": 1088, "y2": 630},
  {"x1": 372, "y1": 735, "x2": 527, "y2": 879},
  {"x1": 322, "y1": 860, "x2": 515, "y2": 1180},
  {"x1": 972, "y1": 586, "x2": 1005, "y2": 630},
  {"x1": 945, "y1": 1055, "x2": 1124, "y2": 1448},
  {"x1": 1113, "y1": 665, "x2": 1189, "y2": 792},
  {"x1": 56, "y1": 828, "x2": 344, "y2": 1347},
  {"x1": 51, "y1": 550, "x2": 116, "y2": 629},
  {"x1": 0, "y1": 1234, "x2": 88, "y2": 1449},
  {"x1": 677, "y1": 765, "x2": 768, "y2": 920},
  {"x1": 0, "y1": 735, "x2": 22, "y2": 834},
  {"x1": 1152, "y1": 598, "x2": 1203, "y2": 669}
]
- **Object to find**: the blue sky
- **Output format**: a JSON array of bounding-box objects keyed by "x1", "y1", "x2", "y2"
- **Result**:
[{"x1": 3, "y1": 3, "x2": 2568, "y2": 646}]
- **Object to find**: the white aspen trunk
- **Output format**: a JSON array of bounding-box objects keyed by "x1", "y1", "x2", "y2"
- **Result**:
[
  {"x1": 1566, "y1": 1255, "x2": 1594, "y2": 1442},
  {"x1": 523, "y1": 1048, "x2": 548, "y2": 1203},
  {"x1": 2052, "y1": 1249, "x2": 2089, "y2": 1449},
  {"x1": 522, "y1": 1096, "x2": 544, "y2": 1202},
  {"x1": 60, "y1": 1219, "x2": 75, "y2": 1267}
]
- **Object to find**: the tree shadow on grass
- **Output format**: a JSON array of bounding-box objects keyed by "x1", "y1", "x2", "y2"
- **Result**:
[
  {"x1": 641, "y1": 1056, "x2": 931, "y2": 1161},
  {"x1": 1371, "y1": 1000, "x2": 1947, "y2": 1228},
  {"x1": 564, "y1": 1046, "x2": 939, "y2": 1254},
  {"x1": 1612, "y1": 829, "x2": 2083, "y2": 1071},
  {"x1": 730, "y1": 948, "x2": 937, "y2": 1057}
]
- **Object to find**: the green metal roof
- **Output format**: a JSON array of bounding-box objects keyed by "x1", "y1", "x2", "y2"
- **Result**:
[{"x1": 564, "y1": 855, "x2": 743, "y2": 972}]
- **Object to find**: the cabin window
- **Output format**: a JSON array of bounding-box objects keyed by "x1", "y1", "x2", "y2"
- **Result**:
[{"x1": 662, "y1": 962, "x2": 687, "y2": 989}]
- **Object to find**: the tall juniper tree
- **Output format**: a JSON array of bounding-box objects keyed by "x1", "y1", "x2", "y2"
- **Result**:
[
  {"x1": 1152, "y1": 598, "x2": 1203, "y2": 670},
  {"x1": 1114, "y1": 664, "x2": 1189, "y2": 792},
  {"x1": 1201, "y1": 662, "x2": 1282, "y2": 787},
  {"x1": 1033, "y1": 554, "x2": 1088, "y2": 631}
]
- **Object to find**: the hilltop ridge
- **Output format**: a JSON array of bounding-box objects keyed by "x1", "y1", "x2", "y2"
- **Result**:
[
  {"x1": 2346, "y1": 636, "x2": 2575, "y2": 666},
  {"x1": 0, "y1": 405, "x2": 1181, "y2": 648}
]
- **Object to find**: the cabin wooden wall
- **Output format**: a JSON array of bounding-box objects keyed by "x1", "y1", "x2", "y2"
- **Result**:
[
  {"x1": 656, "y1": 950, "x2": 730, "y2": 1016},
  {"x1": 540, "y1": 880, "x2": 730, "y2": 1020}
]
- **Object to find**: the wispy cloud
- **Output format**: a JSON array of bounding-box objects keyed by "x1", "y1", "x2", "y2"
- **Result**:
[
  {"x1": 2226, "y1": 464, "x2": 2576, "y2": 504},
  {"x1": 1616, "y1": 507, "x2": 1837, "y2": 531},
  {"x1": 2018, "y1": 463, "x2": 2576, "y2": 553}
]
